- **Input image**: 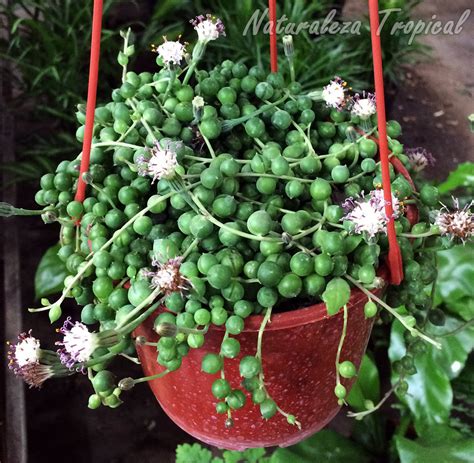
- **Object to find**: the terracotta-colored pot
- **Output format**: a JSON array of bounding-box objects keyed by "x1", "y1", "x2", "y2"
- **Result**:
[{"x1": 134, "y1": 275, "x2": 386, "y2": 450}]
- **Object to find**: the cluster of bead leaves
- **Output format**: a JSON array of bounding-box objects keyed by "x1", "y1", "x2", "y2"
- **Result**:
[{"x1": 6, "y1": 17, "x2": 473, "y2": 427}]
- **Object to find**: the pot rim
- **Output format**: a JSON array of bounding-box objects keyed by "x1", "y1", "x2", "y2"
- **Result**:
[{"x1": 212, "y1": 267, "x2": 389, "y2": 333}]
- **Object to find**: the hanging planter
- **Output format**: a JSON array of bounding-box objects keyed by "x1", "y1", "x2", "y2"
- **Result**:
[
  {"x1": 134, "y1": 277, "x2": 385, "y2": 450},
  {"x1": 4, "y1": 0, "x2": 473, "y2": 455}
]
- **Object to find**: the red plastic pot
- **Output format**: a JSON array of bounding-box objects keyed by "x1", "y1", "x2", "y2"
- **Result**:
[{"x1": 134, "y1": 275, "x2": 386, "y2": 450}]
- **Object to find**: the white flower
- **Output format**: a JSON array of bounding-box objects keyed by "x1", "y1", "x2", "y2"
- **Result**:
[
  {"x1": 62, "y1": 324, "x2": 95, "y2": 362},
  {"x1": 57, "y1": 318, "x2": 98, "y2": 368},
  {"x1": 156, "y1": 39, "x2": 186, "y2": 66},
  {"x1": 17, "y1": 363, "x2": 55, "y2": 389},
  {"x1": 8, "y1": 331, "x2": 64, "y2": 388},
  {"x1": 8, "y1": 331, "x2": 40, "y2": 370},
  {"x1": 145, "y1": 257, "x2": 191, "y2": 295},
  {"x1": 283, "y1": 35, "x2": 294, "y2": 58},
  {"x1": 190, "y1": 14, "x2": 226, "y2": 42},
  {"x1": 192, "y1": 96, "x2": 205, "y2": 121},
  {"x1": 406, "y1": 147, "x2": 435, "y2": 172},
  {"x1": 192, "y1": 95, "x2": 205, "y2": 109},
  {"x1": 146, "y1": 141, "x2": 179, "y2": 183},
  {"x1": 344, "y1": 200, "x2": 388, "y2": 238},
  {"x1": 343, "y1": 190, "x2": 400, "y2": 238},
  {"x1": 153, "y1": 267, "x2": 177, "y2": 289},
  {"x1": 435, "y1": 199, "x2": 473, "y2": 242},
  {"x1": 351, "y1": 92, "x2": 376, "y2": 119},
  {"x1": 322, "y1": 77, "x2": 347, "y2": 109},
  {"x1": 14, "y1": 335, "x2": 40, "y2": 368},
  {"x1": 136, "y1": 154, "x2": 150, "y2": 177}
]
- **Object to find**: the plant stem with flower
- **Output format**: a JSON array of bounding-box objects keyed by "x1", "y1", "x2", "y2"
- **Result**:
[
  {"x1": 283, "y1": 35, "x2": 295, "y2": 82},
  {"x1": 56, "y1": 318, "x2": 120, "y2": 370},
  {"x1": 8, "y1": 332, "x2": 71, "y2": 387},
  {"x1": 183, "y1": 15, "x2": 226, "y2": 85},
  {"x1": 119, "y1": 28, "x2": 132, "y2": 82}
]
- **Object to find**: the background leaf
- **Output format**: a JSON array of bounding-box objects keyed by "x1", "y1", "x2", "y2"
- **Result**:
[
  {"x1": 223, "y1": 448, "x2": 268, "y2": 463},
  {"x1": 175, "y1": 443, "x2": 213, "y2": 463},
  {"x1": 270, "y1": 430, "x2": 371, "y2": 463},
  {"x1": 34, "y1": 244, "x2": 68, "y2": 299},
  {"x1": 389, "y1": 321, "x2": 452, "y2": 427},
  {"x1": 445, "y1": 297, "x2": 474, "y2": 323},
  {"x1": 395, "y1": 431, "x2": 474, "y2": 463},
  {"x1": 389, "y1": 316, "x2": 474, "y2": 431},
  {"x1": 438, "y1": 162, "x2": 474, "y2": 194},
  {"x1": 437, "y1": 244, "x2": 474, "y2": 305},
  {"x1": 427, "y1": 318, "x2": 474, "y2": 381},
  {"x1": 450, "y1": 358, "x2": 474, "y2": 436}
]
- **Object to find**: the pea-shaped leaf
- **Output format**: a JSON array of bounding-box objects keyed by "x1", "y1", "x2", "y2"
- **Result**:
[
  {"x1": 322, "y1": 278, "x2": 351, "y2": 316},
  {"x1": 48, "y1": 305, "x2": 62, "y2": 324},
  {"x1": 437, "y1": 244, "x2": 474, "y2": 306},
  {"x1": 153, "y1": 238, "x2": 179, "y2": 264},
  {"x1": 34, "y1": 244, "x2": 68, "y2": 299},
  {"x1": 438, "y1": 162, "x2": 474, "y2": 194}
]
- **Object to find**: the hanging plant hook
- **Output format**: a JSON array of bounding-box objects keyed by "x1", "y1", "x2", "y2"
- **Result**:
[
  {"x1": 75, "y1": 0, "x2": 104, "y2": 203},
  {"x1": 368, "y1": 0, "x2": 404, "y2": 285}
]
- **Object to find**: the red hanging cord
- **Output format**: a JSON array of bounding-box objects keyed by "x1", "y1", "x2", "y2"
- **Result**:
[
  {"x1": 269, "y1": 0, "x2": 278, "y2": 72},
  {"x1": 75, "y1": 0, "x2": 104, "y2": 202},
  {"x1": 368, "y1": 0, "x2": 403, "y2": 285}
]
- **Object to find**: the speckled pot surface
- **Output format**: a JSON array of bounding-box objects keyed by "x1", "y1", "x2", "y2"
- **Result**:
[{"x1": 134, "y1": 279, "x2": 384, "y2": 451}]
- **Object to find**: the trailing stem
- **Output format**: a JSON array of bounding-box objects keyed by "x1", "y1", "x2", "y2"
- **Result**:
[
  {"x1": 255, "y1": 307, "x2": 301, "y2": 428},
  {"x1": 347, "y1": 379, "x2": 402, "y2": 420},
  {"x1": 345, "y1": 275, "x2": 441, "y2": 349},
  {"x1": 29, "y1": 184, "x2": 200, "y2": 314},
  {"x1": 335, "y1": 304, "x2": 349, "y2": 401}
]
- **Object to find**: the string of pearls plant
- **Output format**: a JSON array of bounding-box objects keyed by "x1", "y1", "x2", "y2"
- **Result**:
[{"x1": 4, "y1": 17, "x2": 473, "y2": 427}]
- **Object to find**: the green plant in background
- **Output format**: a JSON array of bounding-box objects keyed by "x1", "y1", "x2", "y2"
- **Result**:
[
  {"x1": 376, "y1": 0, "x2": 430, "y2": 82},
  {"x1": 0, "y1": 0, "x2": 130, "y2": 182},
  {"x1": 0, "y1": 2, "x2": 466, "y2": 461},
  {"x1": 438, "y1": 163, "x2": 474, "y2": 199},
  {"x1": 176, "y1": 444, "x2": 270, "y2": 463}
]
